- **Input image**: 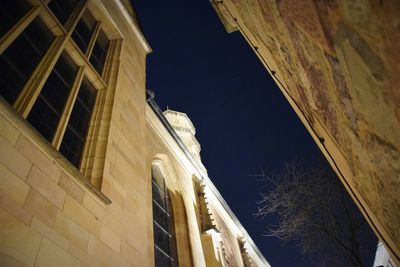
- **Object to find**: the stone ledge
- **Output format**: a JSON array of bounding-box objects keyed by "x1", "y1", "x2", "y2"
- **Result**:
[{"x1": 0, "y1": 99, "x2": 112, "y2": 205}]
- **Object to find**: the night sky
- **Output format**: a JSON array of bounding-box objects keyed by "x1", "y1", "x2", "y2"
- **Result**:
[{"x1": 133, "y1": 1, "x2": 322, "y2": 266}]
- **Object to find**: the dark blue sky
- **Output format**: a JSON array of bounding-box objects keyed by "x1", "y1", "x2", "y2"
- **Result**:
[{"x1": 133, "y1": 1, "x2": 321, "y2": 266}]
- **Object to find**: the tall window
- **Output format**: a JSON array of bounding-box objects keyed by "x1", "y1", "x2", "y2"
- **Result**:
[
  {"x1": 0, "y1": 0, "x2": 115, "y2": 175},
  {"x1": 152, "y1": 172, "x2": 178, "y2": 267}
]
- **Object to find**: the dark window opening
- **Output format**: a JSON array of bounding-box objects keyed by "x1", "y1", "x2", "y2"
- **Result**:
[
  {"x1": 60, "y1": 77, "x2": 96, "y2": 168},
  {"x1": 153, "y1": 201, "x2": 169, "y2": 230},
  {"x1": 48, "y1": 0, "x2": 79, "y2": 25},
  {"x1": 152, "y1": 180, "x2": 167, "y2": 208},
  {"x1": 72, "y1": 10, "x2": 96, "y2": 54},
  {"x1": 27, "y1": 52, "x2": 78, "y2": 141},
  {"x1": 0, "y1": 17, "x2": 54, "y2": 104},
  {"x1": 152, "y1": 174, "x2": 178, "y2": 267},
  {"x1": 0, "y1": 0, "x2": 31, "y2": 38},
  {"x1": 155, "y1": 247, "x2": 175, "y2": 267},
  {"x1": 89, "y1": 30, "x2": 109, "y2": 75}
]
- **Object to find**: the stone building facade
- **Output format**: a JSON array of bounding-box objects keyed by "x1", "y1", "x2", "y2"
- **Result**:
[
  {"x1": 0, "y1": 0, "x2": 269, "y2": 266},
  {"x1": 210, "y1": 0, "x2": 400, "y2": 264}
]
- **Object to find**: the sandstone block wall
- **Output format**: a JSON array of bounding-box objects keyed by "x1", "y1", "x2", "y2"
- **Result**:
[
  {"x1": 0, "y1": 0, "x2": 153, "y2": 265},
  {"x1": 212, "y1": 0, "x2": 400, "y2": 263},
  {"x1": 0, "y1": 1, "x2": 269, "y2": 265},
  {"x1": 0, "y1": 100, "x2": 151, "y2": 267}
]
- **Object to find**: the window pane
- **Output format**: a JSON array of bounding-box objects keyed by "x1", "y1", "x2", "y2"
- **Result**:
[
  {"x1": 154, "y1": 223, "x2": 170, "y2": 255},
  {"x1": 59, "y1": 127, "x2": 83, "y2": 167},
  {"x1": 72, "y1": 10, "x2": 96, "y2": 53},
  {"x1": 153, "y1": 174, "x2": 165, "y2": 193},
  {"x1": 48, "y1": 0, "x2": 79, "y2": 25},
  {"x1": 170, "y1": 241, "x2": 178, "y2": 267},
  {"x1": 153, "y1": 202, "x2": 169, "y2": 230},
  {"x1": 152, "y1": 180, "x2": 166, "y2": 208},
  {"x1": 27, "y1": 52, "x2": 78, "y2": 142},
  {"x1": 155, "y1": 247, "x2": 171, "y2": 267},
  {"x1": 60, "y1": 78, "x2": 96, "y2": 167},
  {"x1": 0, "y1": 17, "x2": 54, "y2": 104},
  {"x1": 0, "y1": 0, "x2": 31, "y2": 38},
  {"x1": 89, "y1": 30, "x2": 109, "y2": 75}
]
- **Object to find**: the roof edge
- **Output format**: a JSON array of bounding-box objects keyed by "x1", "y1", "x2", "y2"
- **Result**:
[{"x1": 115, "y1": 0, "x2": 152, "y2": 54}]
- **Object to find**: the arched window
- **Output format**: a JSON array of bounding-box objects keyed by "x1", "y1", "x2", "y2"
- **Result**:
[{"x1": 152, "y1": 169, "x2": 178, "y2": 267}]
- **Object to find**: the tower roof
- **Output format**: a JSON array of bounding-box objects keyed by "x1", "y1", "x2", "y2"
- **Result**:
[{"x1": 163, "y1": 109, "x2": 196, "y2": 135}]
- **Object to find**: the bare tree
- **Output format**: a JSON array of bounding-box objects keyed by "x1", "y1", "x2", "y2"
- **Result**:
[{"x1": 256, "y1": 159, "x2": 376, "y2": 266}]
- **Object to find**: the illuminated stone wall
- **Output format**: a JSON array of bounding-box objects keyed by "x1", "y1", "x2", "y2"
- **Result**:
[
  {"x1": 146, "y1": 105, "x2": 270, "y2": 266},
  {"x1": 0, "y1": 0, "x2": 152, "y2": 265},
  {"x1": 211, "y1": 0, "x2": 400, "y2": 263},
  {"x1": 0, "y1": 1, "x2": 269, "y2": 266}
]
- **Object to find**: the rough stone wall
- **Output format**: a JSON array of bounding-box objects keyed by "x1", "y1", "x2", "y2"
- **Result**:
[{"x1": 212, "y1": 0, "x2": 400, "y2": 262}]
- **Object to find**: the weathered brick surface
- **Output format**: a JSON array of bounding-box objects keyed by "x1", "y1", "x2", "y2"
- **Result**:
[
  {"x1": 63, "y1": 195, "x2": 101, "y2": 238},
  {"x1": 58, "y1": 172, "x2": 85, "y2": 203},
  {"x1": 213, "y1": 0, "x2": 400, "y2": 262},
  {"x1": 120, "y1": 241, "x2": 149, "y2": 267},
  {"x1": 15, "y1": 136, "x2": 61, "y2": 182},
  {"x1": 53, "y1": 211, "x2": 89, "y2": 250},
  {"x1": 82, "y1": 193, "x2": 106, "y2": 221},
  {"x1": 0, "y1": 163, "x2": 30, "y2": 206},
  {"x1": 35, "y1": 238, "x2": 80, "y2": 267},
  {"x1": 0, "y1": 115, "x2": 20, "y2": 145},
  {"x1": 26, "y1": 166, "x2": 66, "y2": 209},
  {"x1": 31, "y1": 217, "x2": 70, "y2": 251},
  {"x1": 0, "y1": 251, "x2": 27, "y2": 267},
  {"x1": 100, "y1": 224, "x2": 121, "y2": 253},
  {"x1": 87, "y1": 234, "x2": 114, "y2": 266},
  {"x1": 0, "y1": 194, "x2": 32, "y2": 226},
  {"x1": 0, "y1": 136, "x2": 32, "y2": 180},
  {"x1": 0, "y1": 208, "x2": 42, "y2": 266},
  {"x1": 24, "y1": 189, "x2": 58, "y2": 227}
]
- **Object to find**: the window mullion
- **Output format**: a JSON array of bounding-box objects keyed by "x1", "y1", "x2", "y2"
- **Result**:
[
  {"x1": 0, "y1": 5, "x2": 41, "y2": 54},
  {"x1": 85, "y1": 22, "x2": 101, "y2": 58},
  {"x1": 13, "y1": 0, "x2": 88, "y2": 118},
  {"x1": 80, "y1": 39, "x2": 122, "y2": 187},
  {"x1": 52, "y1": 66, "x2": 85, "y2": 149}
]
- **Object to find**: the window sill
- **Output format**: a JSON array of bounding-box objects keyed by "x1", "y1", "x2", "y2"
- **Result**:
[{"x1": 0, "y1": 98, "x2": 112, "y2": 205}]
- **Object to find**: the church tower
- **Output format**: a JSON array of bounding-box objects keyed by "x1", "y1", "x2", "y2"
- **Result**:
[{"x1": 163, "y1": 109, "x2": 207, "y2": 173}]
